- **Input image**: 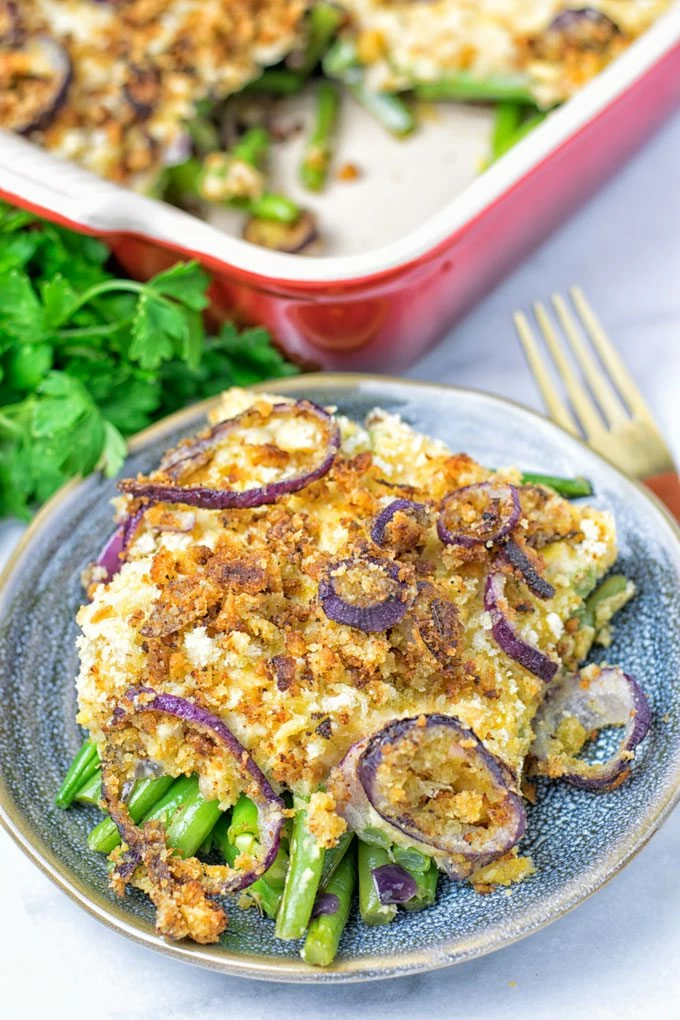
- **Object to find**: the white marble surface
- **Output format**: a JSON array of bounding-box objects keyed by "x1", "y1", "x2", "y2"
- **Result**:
[{"x1": 2, "y1": 110, "x2": 680, "y2": 1020}]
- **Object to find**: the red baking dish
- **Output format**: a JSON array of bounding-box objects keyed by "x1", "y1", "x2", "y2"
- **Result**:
[{"x1": 1, "y1": 7, "x2": 679, "y2": 372}]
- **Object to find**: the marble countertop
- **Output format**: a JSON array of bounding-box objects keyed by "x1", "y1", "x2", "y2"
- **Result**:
[{"x1": 2, "y1": 110, "x2": 679, "y2": 1020}]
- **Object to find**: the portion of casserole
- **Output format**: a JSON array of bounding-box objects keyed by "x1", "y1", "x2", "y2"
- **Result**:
[
  {"x1": 73, "y1": 389, "x2": 648, "y2": 948},
  {"x1": 0, "y1": 1, "x2": 671, "y2": 190},
  {"x1": 336, "y1": 0, "x2": 671, "y2": 106}
]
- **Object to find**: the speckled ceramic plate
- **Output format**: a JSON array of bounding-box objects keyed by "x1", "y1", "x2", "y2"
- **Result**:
[{"x1": 1, "y1": 373, "x2": 679, "y2": 983}]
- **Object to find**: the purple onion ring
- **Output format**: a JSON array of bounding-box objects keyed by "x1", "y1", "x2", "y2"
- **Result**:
[
  {"x1": 502, "y1": 538, "x2": 555, "y2": 600},
  {"x1": 318, "y1": 557, "x2": 410, "y2": 633},
  {"x1": 371, "y1": 499, "x2": 427, "y2": 547},
  {"x1": 93, "y1": 507, "x2": 145, "y2": 583},
  {"x1": 329, "y1": 714, "x2": 526, "y2": 879},
  {"x1": 485, "y1": 571, "x2": 558, "y2": 682},
  {"x1": 8, "y1": 36, "x2": 73, "y2": 135},
  {"x1": 437, "y1": 482, "x2": 521, "y2": 549},
  {"x1": 549, "y1": 7, "x2": 618, "y2": 39},
  {"x1": 530, "y1": 666, "x2": 651, "y2": 790},
  {"x1": 102, "y1": 687, "x2": 284, "y2": 893},
  {"x1": 119, "y1": 401, "x2": 340, "y2": 510},
  {"x1": 0, "y1": 2, "x2": 23, "y2": 48}
]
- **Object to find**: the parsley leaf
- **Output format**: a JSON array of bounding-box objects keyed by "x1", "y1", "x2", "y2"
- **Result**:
[
  {"x1": 148, "y1": 261, "x2": 211, "y2": 311},
  {"x1": 129, "y1": 291, "x2": 181, "y2": 369},
  {"x1": 0, "y1": 271, "x2": 45, "y2": 347},
  {"x1": 0, "y1": 201, "x2": 299, "y2": 518}
]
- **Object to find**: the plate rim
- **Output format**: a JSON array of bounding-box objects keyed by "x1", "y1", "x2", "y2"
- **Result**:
[{"x1": 1, "y1": 371, "x2": 679, "y2": 984}]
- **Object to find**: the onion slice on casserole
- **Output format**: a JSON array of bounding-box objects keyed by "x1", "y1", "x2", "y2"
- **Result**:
[
  {"x1": 329, "y1": 714, "x2": 526, "y2": 879},
  {"x1": 530, "y1": 666, "x2": 651, "y2": 790}
]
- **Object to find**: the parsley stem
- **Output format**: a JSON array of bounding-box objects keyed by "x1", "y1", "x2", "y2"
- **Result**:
[
  {"x1": 0, "y1": 411, "x2": 23, "y2": 435},
  {"x1": 57, "y1": 280, "x2": 149, "y2": 325},
  {"x1": 56, "y1": 320, "x2": 132, "y2": 341},
  {"x1": 0, "y1": 397, "x2": 33, "y2": 421}
]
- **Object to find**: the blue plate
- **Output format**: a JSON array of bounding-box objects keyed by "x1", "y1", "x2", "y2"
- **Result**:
[{"x1": 1, "y1": 373, "x2": 679, "y2": 982}]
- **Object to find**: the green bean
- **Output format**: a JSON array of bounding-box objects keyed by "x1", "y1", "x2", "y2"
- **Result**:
[
  {"x1": 55, "y1": 739, "x2": 100, "y2": 809},
  {"x1": 300, "y1": 82, "x2": 340, "y2": 192},
  {"x1": 73, "y1": 771, "x2": 102, "y2": 806},
  {"x1": 246, "y1": 69, "x2": 306, "y2": 96},
  {"x1": 165, "y1": 788, "x2": 221, "y2": 859},
  {"x1": 402, "y1": 860, "x2": 438, "y2": 912},
  {"x1": 197, "y1": 831, "x2": 214, "y2": 858},
  {"x1": 414, "y1": 71, "x2": 534, "y2": 104},
  {"x1": 232, "y1": 126, "x2": 270, "y2": 169},
  {"x1": 520, "y1": 472, "x2": 594, "y2": 499},
  {"x1": 166, "y1": 157, "x2": 203, "y2": 199},
  {"x1": 494, "y1": 110, "x2": 547, "y2": 160},
  {"x1": 227, "y1": 793, "x2": 260, "y2": 855},
  {"x1": 275, "y1": 795, "x2": 326, "y2": 940},
  {"x1": 245, "y1": 193, "x2": 301, "y2": 224},
  {"x1": 491, "y1": 102, "x2": 524, "y2": 160},
  {"x1": 323, "y1": 39, "x2": 415, "y2": 137},
  {"x1": 391, "y1": 844, "x2": 430, "y2": 873},
  {"x1": 302, "y1": 849, "x2": 356, "y2": 966},
  {"x1": 583, "y1": 574, "x2": 633, "y2": 629},
  {"x1": 213, "y1": 814, "x2": 289, "y2": 920},
  {"x1": 320, "y1": 830, "x2": 354, "y2": 888},
  {"x1": 293, "y1": 3, "x2": 345, "y2": 77},
  {"x1": 187, "y1": 116, "x2": 221, "y2": 156},
  {"x1": 357, "y1": 841, "x2": 396, "y2": 925},
  {"x1": 350, "y1": 83, "x2": 415, "y2": 137},
  {"x1": 322, "y1": 38, "x2": 358, "y2": 79},
  {"x1": 88, "y1": 774, "x2": 190, "y2": 854},
  {"x1": 168, "y1": 154, "x2": 300, "y2": 222}
]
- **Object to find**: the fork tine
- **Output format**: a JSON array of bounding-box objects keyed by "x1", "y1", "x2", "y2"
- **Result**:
[
  {"x1": 532, "y1": 302, "x2": 606, "y2": 442},
  {"x1": 513, "y1": 312, "x2": 579, "y2": 436},
  {"x1": 570, "y1": 287, "x2": 654, "y2": 421},
  {"x1": 551, "y1": 293, "x2": 629, "y2": 428}
]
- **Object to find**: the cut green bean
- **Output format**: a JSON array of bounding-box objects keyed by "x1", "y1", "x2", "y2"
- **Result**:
[
  {"x1": 246, "y1": 69, "x2": 306, "y2": 96},
  {"x1": 88, "y1": 774, "x2": 190, "y2": 854},
  {"x1": 300, "y1": 81, "x2": 340, "y2": 191},
  {"x1": 583, "y1": 574, "x2": 634, "y2": 629},
  {"x1": 213, "y1": 814, "x2": 289, "y2": 920},
  {"x1": 414, "y1": 71, "x2": 534, "y2": 104},
  {"x1": 197, "y1": 831, "x2": 214, "y2": 858},
  {"x1": 350, "y1": 83, "x2": 415, "y2": 137},
  {"x1": 55, "y1": 739, "x2": 100, "y2": 809},
  {"x1": 165, "y1": 790, "x2": 221, "y2": 859},
  {"x1": 494, "y1": 110, "x2": 547, "y2": 160},
  {"x1": 520, "y1": 472, "x2": 594, "y2": 499},
  {"x1": 248, "y1": 862, "x2": 286, "y2": 919},
  {"x1": 402, "y1": 860, "x2": 438, "y2": 912},
  {"x1": 187, "y1": 116, "x2": 221, "y2": 155},
  {"x1": 275, "y1": 795, "x2": 326, "y2": 940},
  {"x1": 246, "y1": 192, "x2": 301, "y2": 224},
  {"x1": 358, "y1": 841, "x2": 396, "y2": 925},
  {"x1": 227, "y1": 793, "x2": 260, "y2": 855},
  {"x1": 391, "y1": 844, "x2": 430, "y2": 873},
  {"x1": 73, "y1": 771, "x2": 102, "y2": 806},
  {"x1": 320, "y1": 830, "x2": 354, "y2": 888},
  {"x1": 166, "y1": 157, "x2": 202, "y2": 199},
  {"x1": 322, "y1": 37, "x2": 359, "y2": 79},
  {"x1": 324, "y1": 39, "x2": 414, "y2": 137},
  {"x1": 491, "y1": 101, "x2": 524, "y2": 160},
  {"x1": 232, "y1": 126, "x2": 270, "y2": 169},
  {"x1": 302, "y1": 849, "x2": 356, "y2": 967},
  {"x1": 168, "y1": 156, "x2": 300, "y2": 222},
  {"x1": 293, "y1": 3, "x2": 345, "y2": 76}
]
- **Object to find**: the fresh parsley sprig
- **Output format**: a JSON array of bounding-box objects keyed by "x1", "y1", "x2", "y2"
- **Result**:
[{"x1": 0, "y1": 202, "x2": 298, "y2": 518}]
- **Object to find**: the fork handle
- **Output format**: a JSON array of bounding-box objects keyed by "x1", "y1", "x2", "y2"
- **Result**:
[{"x1": 644, "y1": 473, "x2": 680, "y2": 522}]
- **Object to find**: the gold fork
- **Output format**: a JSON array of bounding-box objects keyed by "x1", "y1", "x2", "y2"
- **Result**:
[{"x1": 514, "y1": 286, "x2": 680, "y2": 521}]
